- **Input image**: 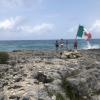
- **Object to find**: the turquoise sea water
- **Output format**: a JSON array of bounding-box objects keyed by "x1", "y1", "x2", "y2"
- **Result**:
[{"x1": 0, "y1": 39, "x2": 100, "y2": 51}]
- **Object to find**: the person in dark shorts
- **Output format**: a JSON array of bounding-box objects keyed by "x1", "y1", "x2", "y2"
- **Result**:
[
  {"x1": 55, "y1": 40, "x2": 59, "y2": 50},
  {"x1": 74, "y1": 39, "x2": 78, "y2": 49}
]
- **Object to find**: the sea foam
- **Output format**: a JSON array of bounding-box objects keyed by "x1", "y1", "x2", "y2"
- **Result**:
[{"x1": 84, "y1": 41, "x2": 100, "y2": 49}]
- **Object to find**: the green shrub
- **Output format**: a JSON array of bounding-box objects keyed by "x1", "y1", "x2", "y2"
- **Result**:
[
  {"x1": 0, "y1": 52, "x2": 9, "y2": 64},
  {"x1": 61, "y1": 78, "x2": 80, "y2": 100},
  {"x1": 61, "y1": 78, "x2": 91, "y2": 100},
  {"x1": 56, "y1": 93, "x2": 65, "y2": 100}
]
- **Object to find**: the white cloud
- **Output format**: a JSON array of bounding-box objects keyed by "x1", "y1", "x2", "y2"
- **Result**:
[
  {"x1": 0, "y1": 19, "x2": 13, "y2": 30},
  {"x1": 0, "y1": 0, "x2": 43, "y2": 8},
  {"x1": 0, "y1": 16, "x2": 24, "y2": 31},
  {"x1": 89, "y1": 20, "x2": 100, "y2": 32},
  {"x1": 0, "y1": 17, "x2": 54, "y2": 35},
  {"x1": 19, "y1": 23, "x2": 54, "y2": 34},
  {"x1": 67, "y1": 26, "x2": 77, "y2": 33}
]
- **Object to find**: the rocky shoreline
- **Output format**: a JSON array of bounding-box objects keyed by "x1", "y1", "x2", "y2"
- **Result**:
[{"x1": 0, "y1": 49, "x2": 100, "y2": 100}]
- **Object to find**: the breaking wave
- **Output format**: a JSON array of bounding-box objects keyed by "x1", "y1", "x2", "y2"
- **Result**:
[{"x1": 83, "y1": 41, "x2": 100, "y2": 49}]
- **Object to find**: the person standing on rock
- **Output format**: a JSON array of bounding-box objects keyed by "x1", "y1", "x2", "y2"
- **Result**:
[
  {"x1": 60, "y1": 39, "x2": 64, "y2": 49},
  {"x1": 74, "y1": 39, "x2": 78, "y2": 50},
  {"x1": 55, "y1": 40, "x2": 59, "y2": 51}
]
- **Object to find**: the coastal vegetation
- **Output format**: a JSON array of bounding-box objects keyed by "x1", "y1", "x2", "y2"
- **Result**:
[
  {"x1": 56, "y1": 93, "x2": 65, "y2": 100},
  {"x1": 0, "y1": 52, "x2": 9, "y2": 64},
  {"x1": 61, "y1": 78, "x2": 79, "y2": 100}
]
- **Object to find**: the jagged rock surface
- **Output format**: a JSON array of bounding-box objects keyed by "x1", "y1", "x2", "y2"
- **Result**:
[{"x1": 0, "y1": 49, "x2": 100, "y2": 100}]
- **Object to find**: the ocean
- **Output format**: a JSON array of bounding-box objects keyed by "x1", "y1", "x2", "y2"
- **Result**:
[{"x1": 0, "y1": 39, "x2": 100, "y2": 52}]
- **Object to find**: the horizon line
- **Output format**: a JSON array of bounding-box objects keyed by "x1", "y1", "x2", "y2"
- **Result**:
[{"x1": 0, "y1": 38, "x2": 100, "y2": 41}]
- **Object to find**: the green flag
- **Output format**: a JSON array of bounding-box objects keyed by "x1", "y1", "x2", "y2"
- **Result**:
[{"x1": 77, "y1": 25, "x2": 84, "y2": 37}]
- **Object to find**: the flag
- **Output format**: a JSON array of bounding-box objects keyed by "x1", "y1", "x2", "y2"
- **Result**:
[
  {"x1": 77, "y1": 25, "x2": 84, "y2": 37},
  {"x1": 77, "y1": 25, "x2": 92, "y2": 40},
  {"x1": 84, "y1": 32, "x2": 92, "y2": 40}
]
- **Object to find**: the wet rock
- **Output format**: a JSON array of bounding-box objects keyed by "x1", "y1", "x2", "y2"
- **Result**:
[
  {"x1": 9, "y1": 95, "x2": 20, "y2": 100},
  {"x1": 8, "y1": 84, "x2": 22, "y2": 89},
  {"x1": 34, "y1": 79, "x2": 39, "y2": 84},
  {"x1": 14, "y1": 76, "x2": 22, "y2": 82},
  {"x1": 12, "y1": 50, "x2": 22, "y2": 52},
  {"x1": 34, "y1": 72, "x2": 53, "y2": 83}
]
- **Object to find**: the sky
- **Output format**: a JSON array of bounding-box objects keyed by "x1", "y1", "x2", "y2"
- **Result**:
[{"x1": 0, "y1": 0, "x2": 100, "y2": 40}]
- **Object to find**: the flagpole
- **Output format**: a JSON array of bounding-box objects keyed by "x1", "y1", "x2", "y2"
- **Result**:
[
  {"x1": 74, "y1": 25, "x2": 79, "y2": 50},
  {"x1": 75, "y1": 25, "x2": 80, "y2": 40}
]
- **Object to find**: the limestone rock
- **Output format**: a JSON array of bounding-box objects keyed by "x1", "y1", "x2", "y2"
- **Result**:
[{"x1": 62, "y1": 51, "x2": 82, "y2": 59}]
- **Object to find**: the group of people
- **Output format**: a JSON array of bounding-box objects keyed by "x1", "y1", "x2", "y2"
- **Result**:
[{"x1": 55, "y1": 39, "x2": 78, "y2": 51}]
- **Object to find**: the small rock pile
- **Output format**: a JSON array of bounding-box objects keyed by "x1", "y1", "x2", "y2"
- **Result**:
[{"x1": 62, "y1": 51, "x2": 82, "y2": 59}]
